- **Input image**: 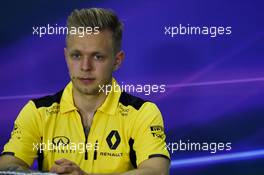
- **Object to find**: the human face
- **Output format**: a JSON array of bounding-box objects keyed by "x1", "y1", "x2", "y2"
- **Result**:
[{"x1": 64, "y1": 30, "x2": 124, "y2": 96}]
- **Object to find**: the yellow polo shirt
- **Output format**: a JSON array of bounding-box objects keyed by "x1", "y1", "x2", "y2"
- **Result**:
[{"x1": 2, "y1": 78, "x2": 170, "y2": 173}]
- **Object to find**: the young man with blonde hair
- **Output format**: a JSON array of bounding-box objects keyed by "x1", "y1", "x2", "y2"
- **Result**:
[{"x1": 0, "y1": 8, "x2": 170, "y2": 175}]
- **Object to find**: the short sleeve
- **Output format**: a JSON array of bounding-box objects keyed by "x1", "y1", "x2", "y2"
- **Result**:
[
  {"x1": 2, "y1": 101, "x2": 42, "y2": 166},
  {"x1": 131, "y1": 102, "x2": 170, "y2": 166}
]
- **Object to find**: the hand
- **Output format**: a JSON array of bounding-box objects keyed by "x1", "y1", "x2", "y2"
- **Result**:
[{"x1": 50, "y1": 158, "x2": 87, "y2": 175}]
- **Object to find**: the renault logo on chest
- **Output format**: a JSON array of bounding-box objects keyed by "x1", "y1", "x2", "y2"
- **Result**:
[{"x1": 106, "y1": 130, "x2": 121, "y2": 150}]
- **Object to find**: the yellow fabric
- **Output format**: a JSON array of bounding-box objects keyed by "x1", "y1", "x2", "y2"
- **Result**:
[{"x1": 3, "y1": 78, "x2": 170, "y2": 174}]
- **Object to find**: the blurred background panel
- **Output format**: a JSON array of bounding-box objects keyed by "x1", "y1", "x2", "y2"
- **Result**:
[{"x1": 0, "y1": 0, "x2": 264, "y2": 174}]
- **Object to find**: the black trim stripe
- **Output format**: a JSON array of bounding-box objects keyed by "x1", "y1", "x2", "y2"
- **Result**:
[
  {"x1": 129, "y1": 138, "x2": 137, "y2": 168},
  {"x1": 149, "y1": 154, "x2": 170, "y2": 161},
  {"x1": 32, "y1": 90, "x2": 63, "y2": 108},
  {"x1": 119, "y1": 92, "x2": 147, "y2": 110},
  {"x1": 0, "y1": 152, "x2": 15, "y2": 157},
  {"x1": 37, "y1": 137, "x2": 44, "y2": 171}
]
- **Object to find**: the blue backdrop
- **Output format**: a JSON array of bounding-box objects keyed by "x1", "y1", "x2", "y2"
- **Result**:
[{"x1": 0, "y1": 0, "x2": 264, "y2": 174}]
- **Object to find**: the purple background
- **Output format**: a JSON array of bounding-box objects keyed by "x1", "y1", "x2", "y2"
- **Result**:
[{"x1": 1, "y1": 0, "x2": 264, "y2": 174}]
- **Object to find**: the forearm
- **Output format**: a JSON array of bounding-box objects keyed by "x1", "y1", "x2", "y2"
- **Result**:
[
  {"x1": 87, "y1": 167, "x2": 167, "y2": 175},
  {"x1": 0, "y1": 155, "x2": 30, "y2": 172},
  {"x1": 0, "y1": 163, "x2": 28, "y2": 171},
  {"x1": 49, "y1": 158, "x2": 169, "y2": 175}
]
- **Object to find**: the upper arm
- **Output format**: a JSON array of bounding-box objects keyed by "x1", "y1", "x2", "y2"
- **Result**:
[
  {"x1": 0, "y1": 154, "x2": 29, "y2": 170},
  {"x1": 130, "y1": 102, "x2": 170, "y2": 167},
  {"x1": 2, "y1": 101, "x2": 42, "y2": 166},
  {"x1": 138, "y1": 157, "x2": 170, "y2": 175}
]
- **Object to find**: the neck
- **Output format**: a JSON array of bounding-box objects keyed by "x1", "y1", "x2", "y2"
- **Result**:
[{"x1": 73, "y1": 88, "x2": 107, "y2": 114}]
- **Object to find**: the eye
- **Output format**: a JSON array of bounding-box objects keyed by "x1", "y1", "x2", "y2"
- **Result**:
[
  {"x1": 70, "y1": 53, "x2": 81, "y2": 60},
  {"x1": 94, "y1": 54, "x2": 103, "y2": 60}
]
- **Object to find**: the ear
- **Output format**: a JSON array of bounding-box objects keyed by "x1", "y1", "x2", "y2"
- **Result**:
[
  {"x1": 113, "y1": 50, "x2": 125, "y2": 71},
  {"x1": 64, "y1": 47, "x2": 69, "y2": 67},
  {"x1": 64, "y1": 47, "x2": 68, "y2": 59}
]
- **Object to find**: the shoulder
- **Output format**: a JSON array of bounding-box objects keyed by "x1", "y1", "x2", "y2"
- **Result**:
[
  {"x1": 118, "y1": 92, "x2": 161, "y2": 115},
  {"x1": 119, "y1": 91, "x2": 147, "y2": 110},
  {"x1": 31, "y1": 90, "x2": 63, "y2": 108}
]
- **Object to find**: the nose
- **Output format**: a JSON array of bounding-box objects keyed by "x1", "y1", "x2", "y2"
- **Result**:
[{"x1": 81, "y1": 57, "x2": 93, "y2": 71}]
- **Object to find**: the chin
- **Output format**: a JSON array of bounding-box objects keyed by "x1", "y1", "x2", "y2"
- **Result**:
[
  {"x1": 83, "y1": 89, "x2": 100, "y2": 95},
  {"x1": 78, "y1": 86, "x2": 100, "y2": 95}
]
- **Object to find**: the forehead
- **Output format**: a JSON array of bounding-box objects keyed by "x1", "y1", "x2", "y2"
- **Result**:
[{"x1": 66, "y1": 30, "x2": 113, "y2": 53}]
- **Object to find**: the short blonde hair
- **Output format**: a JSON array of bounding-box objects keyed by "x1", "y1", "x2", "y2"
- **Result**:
[{"x1": 67, "y1": 8, "x2": 123, "y2": 54}]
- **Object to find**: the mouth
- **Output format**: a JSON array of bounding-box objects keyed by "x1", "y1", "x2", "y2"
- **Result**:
[{"x1": 78, "y1": 77, "x2": 95, "y2": 84}]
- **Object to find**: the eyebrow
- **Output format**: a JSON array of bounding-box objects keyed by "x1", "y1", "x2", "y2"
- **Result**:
[
  {"x1": 91, "y1": 51, "x2": 103, "y2": 55},
  {"x1": 69, "y1": 50, "x2": 104, "y2": 56},
  {"x1": 69, "y1": 49, "x2": 81, "y2": 53}
]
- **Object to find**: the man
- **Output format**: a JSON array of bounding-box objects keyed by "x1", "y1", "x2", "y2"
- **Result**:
[{"x1": 0, "y1": 8, "x2": 170, "y2": 175}]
